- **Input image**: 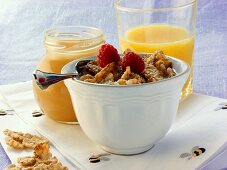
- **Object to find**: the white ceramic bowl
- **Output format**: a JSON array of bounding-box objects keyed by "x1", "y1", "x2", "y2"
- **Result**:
[{"x1": 62, "y1": 55, "x2": 190, "y2": 155}]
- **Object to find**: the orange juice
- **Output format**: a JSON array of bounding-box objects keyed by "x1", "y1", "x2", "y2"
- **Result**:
[
  {"x1": 119, "y1": 24, "x2": 194, "y2": 99},
  {"x1": 33, "y1": 26, "x2": 104, "y2": 123}
]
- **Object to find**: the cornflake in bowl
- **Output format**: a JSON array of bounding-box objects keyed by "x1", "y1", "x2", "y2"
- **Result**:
[
  {"x1": 62, "y1": 44, "x2": 190, "y2": 155},
  {"x1": 79, "y1": 49, "x2": 176, "y2": 85}
]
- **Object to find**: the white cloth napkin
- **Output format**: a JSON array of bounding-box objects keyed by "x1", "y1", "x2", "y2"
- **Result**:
[
  {"x1": 0, "y1": 110, "x2": 76, "y2": 169},
  {"x1": 0, "y1": 81, "x2": 227, "y2": 170}
]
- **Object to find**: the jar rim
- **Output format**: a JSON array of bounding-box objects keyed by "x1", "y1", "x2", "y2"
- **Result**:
[
  {"x1": 45, "y1": 26, "x2": 104, "y2": 41},
  {"x1": 44, "y1": 26, "x2": 105, "y2": 53}
]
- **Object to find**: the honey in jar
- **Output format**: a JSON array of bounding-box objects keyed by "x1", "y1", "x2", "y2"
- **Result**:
[{"x1": 33, "y1": 26, "x2": 105, "y2": 123}]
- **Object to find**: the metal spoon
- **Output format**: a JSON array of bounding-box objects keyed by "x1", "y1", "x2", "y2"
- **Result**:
[{"x1": 33, "y1": 60, "x2": 91, "y2": 90}]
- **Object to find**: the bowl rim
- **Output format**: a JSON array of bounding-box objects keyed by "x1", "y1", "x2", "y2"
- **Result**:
[{"x1": 62, "y1": 53, "x2": 190, "y2": 88}]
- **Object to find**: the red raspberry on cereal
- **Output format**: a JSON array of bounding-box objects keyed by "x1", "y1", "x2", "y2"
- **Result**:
[
  {"x1": 97, "y1": 43, "x2": 120, "y2": 68},
  {"x1": 122, "y1": 51, "x2": 145, "y2": 74}
]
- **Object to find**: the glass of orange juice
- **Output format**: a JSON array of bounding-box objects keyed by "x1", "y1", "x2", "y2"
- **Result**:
[
  {"x1": 33, "y1": 26, "x2": 105, "y2": 123},
  {"x1": 115, "y1": 0, "x2": 196, "y2": 99}
]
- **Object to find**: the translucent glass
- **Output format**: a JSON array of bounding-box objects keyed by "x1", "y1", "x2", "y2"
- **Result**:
[{"x1": 115, "y1": 0, "x2": 196, "y2": 99}]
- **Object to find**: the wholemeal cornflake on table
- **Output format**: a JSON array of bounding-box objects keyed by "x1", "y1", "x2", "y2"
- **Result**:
[
  {"x1": 80, "y1": 50, "x2": 176, "y2": 85},
  {"x1": 3, "y1": 129, "x2": 48, "y2": 149},
  {"x1": 3, "y1": 130, "x2": 68, "y2": 170}
]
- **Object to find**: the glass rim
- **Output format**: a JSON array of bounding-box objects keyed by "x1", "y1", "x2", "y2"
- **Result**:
[
  {"x1": 114, "y1": 0, "x2": 196, "y2": 12},
  {"x1": 45, "y1": 26, "x2": 104, "y2": 41}
]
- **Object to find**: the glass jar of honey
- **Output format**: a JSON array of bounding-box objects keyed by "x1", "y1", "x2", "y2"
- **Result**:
[{"x1": 33, "y1": 26, "x2": 105, "y2": 123}]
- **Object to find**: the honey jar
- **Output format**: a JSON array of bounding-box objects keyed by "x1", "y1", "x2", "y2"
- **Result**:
[{"x1": 33, "y1": 26, "x2": 105, "y2": 123}]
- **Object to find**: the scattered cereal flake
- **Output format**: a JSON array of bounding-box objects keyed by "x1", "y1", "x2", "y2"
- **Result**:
[
  {"x1": 126, "y1": 79, "x2": 140, "y2": 85},
  {"x1": 4, "y1": 129, "x2": 24, "y2": 142},
  {"x1": 167, "y1": 67, "x2": 176, "y2": 77},
  {"x1": 86, "y1": 61, "x2": 102, "y2": 75},
  {"x1": 143, "y1": 65, "x2": 164, "y2": 82},
  {"x1": 80, "y1": 74, "x2": 94, "y2": 81},
  {"x1": 4, "y1": 130, "x2": 68, "y2": 170},
  {"x1": 34, "y1": 143, "x2": 52, "y2": 160},
  {"x1": 94, "y1": 62, "x2": 116, "y2": 83},
  {"x1": 115, "y1": 79, "x2": 127, "y2": 85},
  {"x1": 7, "y1": 138, "x2": 25, "y2": 149},
  {"x1": 121, "y1": 66, "x2": 131, "y2": 80},
  {"x1": 17, "y1": 156, "x2": 36, "y2": 167},
  {"x1": 3, "y1": 129, "x2": 48, "y2": 150},
  {"x1": 131, "y1": 73, "x2": 146, "y2": 83}
]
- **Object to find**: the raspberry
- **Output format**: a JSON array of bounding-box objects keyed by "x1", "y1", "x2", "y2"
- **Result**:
[
  {"x1": 122, "y1": 51, "x2": 145, "y2": 74},
  {"x1": 97, "y1": 43, "x2": 120, "y2": 68},
  {"x1": 38, "y1": 77, "x2": 46, "y2": 83}
]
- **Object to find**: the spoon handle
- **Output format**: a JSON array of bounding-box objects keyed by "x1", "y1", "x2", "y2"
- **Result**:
[{"x1": 33, "y1": 70, "x2": 78, "y2": 90}]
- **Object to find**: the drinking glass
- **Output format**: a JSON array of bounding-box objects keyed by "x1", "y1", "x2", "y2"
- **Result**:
[{"x1": 115, "y1": 0, "x2": 196, "y2": 99}]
